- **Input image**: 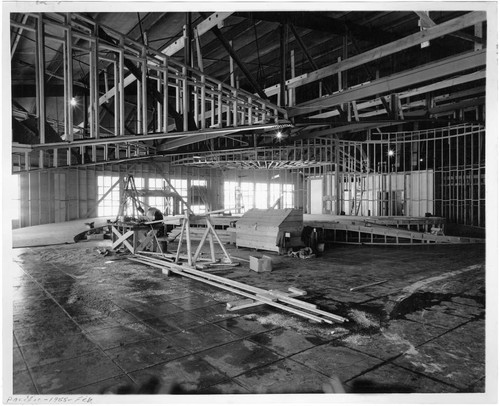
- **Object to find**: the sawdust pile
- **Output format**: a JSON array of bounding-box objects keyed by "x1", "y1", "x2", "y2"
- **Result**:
[
  {"x1": 244, "y1": 313, "x2": 349, "y2": 339},
  {"x1": 201, "y1": 291, "x2": 241, "y2": 303},
  {"x1": 381, "y1": 331, "x2": 419, "y2": 355},
  {"x1": 348, "y1": 309, "x2": 379, "y2": 328},
  {"x1": 125, "y1": 322, "x2": 153, "y2": 334},
  {"x1": 342, "y1": 334, "x2": 371, "y2": 346},
  {"x1": 65, "y1": 284, "x2": 121, "y2": 316}
]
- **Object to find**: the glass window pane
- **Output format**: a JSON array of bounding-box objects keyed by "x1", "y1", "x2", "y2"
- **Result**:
[
  {"x1": 97, "y1": 175, "x2": 120, "y2": 217},
  {"x1": 255, "y1": 182, "x2": 268, "y2": 209}
]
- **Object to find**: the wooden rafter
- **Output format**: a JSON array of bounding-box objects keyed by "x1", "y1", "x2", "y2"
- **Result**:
[
  {"x1": 264, "y1": 11, "x2": 486, "y2": 97},
  {"x1": 289, "y1": 50, "x2": 486, "y2": 117}
]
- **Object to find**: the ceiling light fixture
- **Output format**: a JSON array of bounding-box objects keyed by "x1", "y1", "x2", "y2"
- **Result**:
[
  {"x1": 388, "y1": 149, "x2": 395, "y2": 157},
  {"x1": 70, "y1": 97, "x2": 77, "y2": 107}
]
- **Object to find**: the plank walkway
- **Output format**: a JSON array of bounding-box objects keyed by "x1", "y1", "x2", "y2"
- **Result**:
[{"x1": 304, "y1": 214, "x2": 484, "y2": 245}]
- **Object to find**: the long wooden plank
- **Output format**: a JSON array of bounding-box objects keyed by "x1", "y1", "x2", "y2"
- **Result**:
[
  {"x1": 133, "y1": 254, "x2": 348, "y2": 323},
  {"x1": 130, "y1": 257, "x2": 335, "y2": 323},
  {"x1": 325, "y1": 222, "x2": 484, "y2": 244}
]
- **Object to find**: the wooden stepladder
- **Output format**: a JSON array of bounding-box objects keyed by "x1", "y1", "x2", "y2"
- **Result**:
[
  {"x1": 175, "y1": 210, "x2": 235, "y2": 267},
  {"x1": 117, "y1": 174, "x2": 145, "y2": 219}
]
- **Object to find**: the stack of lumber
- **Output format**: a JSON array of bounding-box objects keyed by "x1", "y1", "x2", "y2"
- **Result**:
[
  {"x1": 130, "y1": 253, "x2": 348, "y2": 324},
  {"x1": 236, "y1": 208, "x2": 303, "y2": 253}
]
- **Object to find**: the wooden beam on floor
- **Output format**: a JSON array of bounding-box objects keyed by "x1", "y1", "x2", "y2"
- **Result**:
[{"x1": 131, "y1": 254, "x2": 349, "y2": 323}]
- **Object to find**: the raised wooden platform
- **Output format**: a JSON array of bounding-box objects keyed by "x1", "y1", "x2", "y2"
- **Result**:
[{"x1": 304, "y1": 214, "x2": 484, "y2": 245}]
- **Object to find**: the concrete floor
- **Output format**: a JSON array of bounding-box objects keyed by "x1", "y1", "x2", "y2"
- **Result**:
[{"x1": 10, "y1": 239, "x2": 486, "y2": 395}]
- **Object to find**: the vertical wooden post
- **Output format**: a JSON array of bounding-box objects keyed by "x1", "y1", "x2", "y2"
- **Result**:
[
  {"x1": 184, "y1": 211, "x2": 192, "y2": 266},
  {"x1": 184, "y1": 16, "x2": 192, "y2": 132},
  {"x1": 289, "y1": 49, "x2": 295, "y2": 106},
  {"x1": 156, "y1": 73, "x2": 161, "y2": 132},
  {"x1": 200, "y1": 75, "x2": 206, "y2": 129},
  {"x1": 233, "y1": 91, "x2": 238, "y2": 127},
  {"x1": 141, "y1": 46, "x2": 148, "y2": 136},
  {"x1": 182, "y1": 67, "x2": 188, "y2": 131},
  {"x1": 113, "y1": 60, "x2": 119, "y2": 135},
  {"x1": 247, "y1": 97, "x2": 253, "y2": 125},
  {"x1": 163, "y1": 56, "x2": 169, "y2": 133},
  {"x1": 94, "y1": 38, "x2": 100, "y2": 139},
  {"x1": 63, "y1": 41, "x2": 69, "y2": 139},
  {"x1": 474, "y1": 23, "x2": 483, "y2": 51},
  {"x1": 279, "y1": 24, "x2": 286, "y2": 107},
  {"x1": 334, "y1": 138, "x2": 340, "y2": 215},
  {"x1": 194, "y1": 82, "x2": 199, "y2": 128},
  {"x1": 137, "y1": 77, "x2": 142, "y2": 134},
  {"x1": 118, "y1": 39, "x2": 125, "y2": 135},
  {"x1": 35, "y1": 14, "x2": 46, "y2": 144},
  {"x1": 217, "y1": 83, "x2": 222, "y2": 127}
]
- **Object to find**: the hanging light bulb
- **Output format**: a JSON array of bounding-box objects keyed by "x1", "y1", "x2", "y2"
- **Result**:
[
  {"x1": 70, "y1": 97, "x2": 77, "y2": 107},
  {"x1": 276, "y1": 131, "x2": 283, "y2": 139},
  {"x1": 387, "y1": 149, "x2": 395, "y2": 157}
]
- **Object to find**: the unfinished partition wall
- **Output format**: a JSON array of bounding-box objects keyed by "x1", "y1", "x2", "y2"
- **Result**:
[
  {"x1": 94, "y1": 163, "x2": 223, "y2": 217},
  {"x1": 14, "y1": 167, "x2": 98, "y2": 228},
  {"x1": 327, "y1": 124, "x2": 485, "y2": 227},
  {"x1": 12, "y1": 162, "x2": 224, "y2": 228}
]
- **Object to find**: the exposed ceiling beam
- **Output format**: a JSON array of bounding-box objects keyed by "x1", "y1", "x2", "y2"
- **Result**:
[
  {"x1": 27, "y1": 123, "x2": 280, "y2": 151},
  {"x1": 11, "y1": 14, "x2": 29, "y2": 59},
  {"x1": 234, "y1": 12, "x2": 396, "y2": 43},
  {"x1": 264, "y1": 11, "x2": 486, "y2": 96},
  {"x1": 415, "y1": 11, "x2": 486, "y2": 45},
  {"x1": 199, "y1": 12, "x2": 268, "y2": 100},
  {"x1": 95, "y1": 12, "x2": 233, "y2": 106},
  {"x1": 158, "y1": 123, "x2": 283, "y2": 151},
  {"x1": 96, "y1": 26, "x2": 186, "y2": 131},
  {"x1": 433, "y1": 86, "x2": 485, "y2": 104},
  {"x1": 289, "y1": 23, "x2": 333, "y2": 97},
  {"x1": 288, "y1": 116, "x2": 475, "y2": 140},
  {"x1": 290, "y1": 121, "x2": 405, "y2": 139},
  {"x1": 163, "y1": 12, "x2": 233, "y2": 56},
  {"x1": 289, "y1": 49, "x2": 486, "y2": 118},
  {"x1": 429, "y1": 96, "x2": 485, "y2": 115},
  {"x1": 309, "y1": 70, "x2": 485, "y2": 119}
]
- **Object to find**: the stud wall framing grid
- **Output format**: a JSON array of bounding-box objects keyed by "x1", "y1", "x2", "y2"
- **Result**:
[
  {"x1": 11, "y1": 12, "x2": 286, "y2": 172},
  {"x1": 183, "y1": 123, "x2": 485, "y2": 227},
  {"x1": 332, "y1": 123, "x2": 485, "y2": 227},
  {"x1": 13, "y1": 161, "x2": 227, "y2": 228}
]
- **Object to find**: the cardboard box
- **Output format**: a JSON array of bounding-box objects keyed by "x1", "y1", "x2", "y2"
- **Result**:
[{"x1": 249, "y1": 255, "x2": 273, "y2": 273}]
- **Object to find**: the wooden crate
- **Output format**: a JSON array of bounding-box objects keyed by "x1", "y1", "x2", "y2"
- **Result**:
[{"x1": 236, "y1": 208, "x2": 303, "y2": 253}]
